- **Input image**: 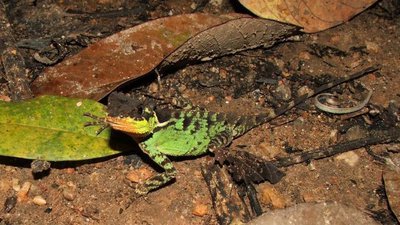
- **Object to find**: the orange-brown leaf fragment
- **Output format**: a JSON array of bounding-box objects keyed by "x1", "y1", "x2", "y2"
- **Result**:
[
  {"x1": 238, "y1": 0, "x2": 377, "y2": 33},
  {"x1": 31, "y1": 13, "x2": 243, "y2": 100}
]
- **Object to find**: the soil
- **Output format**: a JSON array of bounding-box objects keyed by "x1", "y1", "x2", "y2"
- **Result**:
[{"x1": 0, "y1": 1, "x2": 399, "y2": 225}]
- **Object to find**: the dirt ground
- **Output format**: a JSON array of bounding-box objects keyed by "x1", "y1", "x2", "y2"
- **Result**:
[{"x1": 0, "y1": 1, "x2": 399, "y2": 225}]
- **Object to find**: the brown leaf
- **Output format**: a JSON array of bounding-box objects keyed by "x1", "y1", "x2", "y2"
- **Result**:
[
  {"x1": 31, "y1": 13, "x2": 243, "y2": 100},
  {"x1": 238, "y1": 0, "x2": 377, "y2": 33},
  {"x1": 160, "y1": 17, "x2": 297, "y2": 69}
]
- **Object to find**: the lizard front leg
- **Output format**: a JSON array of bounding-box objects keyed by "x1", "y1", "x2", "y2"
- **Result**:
[{"x1": 132, "y1": 143, "x2": 177, "y2": 195}]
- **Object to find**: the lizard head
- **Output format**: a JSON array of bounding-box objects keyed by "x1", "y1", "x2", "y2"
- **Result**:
[{"x1": 106, "y1": 106, "x2": 159, "y2": 138}]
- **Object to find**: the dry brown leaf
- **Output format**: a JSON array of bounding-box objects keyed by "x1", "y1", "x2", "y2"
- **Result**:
[
  {"x1": 31, "y1": 13, "x2": 243, "y2": 100},
  {"x1": 238, "y1": 0, "x2": 377, "y2": 33},
  {"x1": 160, "y1": 17, "x2": 297, "y2": 69}
]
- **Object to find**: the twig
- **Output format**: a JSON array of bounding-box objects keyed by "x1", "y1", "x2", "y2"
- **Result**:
[{"x1": 273, "y1": 128, "x2": 400, "y2": 168}]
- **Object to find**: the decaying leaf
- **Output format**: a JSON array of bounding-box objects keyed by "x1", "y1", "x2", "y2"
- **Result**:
[
  {"x1": 238, "y1": 0, "x2": 377, "y2": 33},
  {"x1": 160, "y1": 17, "x2": 297, "y2": 69},
  {"x1": 31, "y1": 13, "x2": 243, "y2": 100},
  {"x1": 0, "y1": 96, "x2": 131, "y2": 161}
]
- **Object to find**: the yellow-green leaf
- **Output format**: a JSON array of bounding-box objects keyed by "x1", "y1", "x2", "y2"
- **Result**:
[{"x1": 0, "y1": 96, "x2": 131, "y2": 161}]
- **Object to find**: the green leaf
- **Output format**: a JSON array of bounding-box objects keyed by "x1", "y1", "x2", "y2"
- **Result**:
[{"x1": 0, "y1": 95, "x2": 131, "y2": 161}]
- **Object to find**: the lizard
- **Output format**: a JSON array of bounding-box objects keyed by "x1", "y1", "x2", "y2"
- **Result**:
[{"x1": 94, "y1": 66, "x2": 378, "y2": 195}]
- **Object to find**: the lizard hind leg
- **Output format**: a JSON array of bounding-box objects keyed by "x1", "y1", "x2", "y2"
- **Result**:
[{"x1": 132, "y1": 144, "x2": 177, "y2": 195}]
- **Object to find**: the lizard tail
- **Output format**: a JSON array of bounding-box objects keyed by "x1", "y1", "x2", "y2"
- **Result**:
[
  {"x1": 256, "y1": 65, "x2": 379, "y2": 125},
  {"x1": 233, "y1": 66, "x2": 379, "y2": 137}
]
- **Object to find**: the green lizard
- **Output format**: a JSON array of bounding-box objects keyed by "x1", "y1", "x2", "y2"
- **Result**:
[{"x1": 101, "y1": 67, "x2": 377, "y2": 195}]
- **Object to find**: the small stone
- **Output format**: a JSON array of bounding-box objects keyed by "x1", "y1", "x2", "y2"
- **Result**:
[
  {"x1": 308, "y1": 161, "x2": 316, "y2": 171},
  {"x1": 64, "y1": 168, "x2": 75, "y2": 174},
  {"x1": 63, "y1": 188, "x2": 76, "y2": 201},
  {"x1": 178, "y1": 84, "x2": 187, "y2": 92},
  {"x1": 273, "y1": 82, "x2": 292, "y2": 101},
  {"x1": 297, "y1": 86, "x2": 312, "y2": 97},
  {"x1": 259, "y1": 183, "x2": 286, "y2": 209},
  {"x1": 329, "y1": 129, "x2": 339, "y2": 144},
  {"x1": 12, "y1": 178, "x2": 20, "y2": 192},
  {"x1": 192, "y1": 203, "x2": 208, "y2": 217},
  {"x1": 148, "y1": 82, "x2": 159, "y2": 93},
  {"x1": 17, "y1": 181, "x2": 31, "y2": 202},
  {"x1": 365, "y1": 41, "x2": 379, "y2": 53},
  {"x1": 273, "y1": 58, "x2": 285, "y2": 70},
  {"x1": 206, "y1": 95, "x2": 215, "y2": 103},
  {"x1": 126, "y1": 167, "x2": 153, "y2": 183},
  {"x1": 281, "y1": 70, "x2": 291, "y2": 78},
  {"x1": 33, "y1": 196, "x2": 47, "y2": 206},
  {"x1": 224, "y1": 96, "x2": 233, "y2": 102},
  {"x1": 219, "y1": 68, "x2": 228, "y2": 79},
  {"x1": 335, "y1": 151, "x2": 360, "y2": 167},
  {"x1": 210, "y1": 66, "x2": 219, "y2": 73},
  {"x1": 298, "y1": 51, "x2": 311, "y2": 60}
]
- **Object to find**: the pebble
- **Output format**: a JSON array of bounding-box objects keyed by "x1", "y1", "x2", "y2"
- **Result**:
[
  {"x1": 365, "y1": 41, "x2": 379, "y2": 53},
  {"x1": 12, "y1": 178, "x2": 20, "y2": 192},
  {"x1": 259, "y1": 183, "x2": 286, "y2": 209},
  {"x1": 335, "y1": 151, "x2": 360, "y2": 167},
  {"x1": 148, "y1": 82, "x2": 159, "y2": 93},
  {"x1": 224, "y1": 96, "x2": 233, "y2": 102},
  {"x1": 206, "y1": 95, "x2": 215, "y2": 103},
  {"x1": 297, "y1": 86, "x2": 312, "y2": 97},
  {"x1": 247, "y1": 202, "x2": 380, "y2": 225},
  {"x1": 298, "y1": 51, "x2": 311, "y2": 60},
  {"x1": 64, "y1": 168, "x2": 75, "y2": 174},
  {"x1": 17, "y1": 181, "x2": 31, "y2": 202},
  {"x1": 33, "y1": 196, "x2": 47, "y2": 206},
  {"x1": 63, "y1": 188, "x2": 76, "y2": 201},
  {"x1": 329, "y1": 129, "x2": 339, "y2": 144},
  {"x1": 219, "y1": 68, "x2": 228, "y2": 79},
  {"x1": 192, "y1": 203, "x2": 208, "y2": 217},
  {"x1": 274, "y1": 83, "x2": 292, "y2": 101}
]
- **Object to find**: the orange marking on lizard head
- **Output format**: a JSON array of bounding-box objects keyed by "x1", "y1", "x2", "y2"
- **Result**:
[{"x1": 106, "y1": 114, "x2": 158, "y2": 138}]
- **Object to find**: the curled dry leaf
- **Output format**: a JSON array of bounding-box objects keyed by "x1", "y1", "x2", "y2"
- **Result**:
[
  {"x1": 238, "y1": 0, "x2": 377, "y2": 33},
  {"x1": 31, "y1": 13, "x2": 243, "y2": 100},
  {"x1": 160, "y1": 17, "x2": 297, "y2": 69}
]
